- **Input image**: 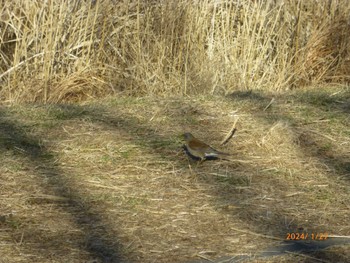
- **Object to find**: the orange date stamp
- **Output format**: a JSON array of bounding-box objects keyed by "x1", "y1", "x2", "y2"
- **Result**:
[{"x1": 286, "y1": 232, "x2": 328, "y2": 241}]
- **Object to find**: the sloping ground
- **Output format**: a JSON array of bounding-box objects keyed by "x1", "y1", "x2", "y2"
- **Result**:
[{"x1": 0, "y1": 86, "x2": 349, "y2": 263}]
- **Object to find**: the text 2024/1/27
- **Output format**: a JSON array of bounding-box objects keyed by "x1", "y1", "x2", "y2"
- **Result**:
[{"x1": 286, "y1": 232, "x2": 328, "y2": 241}]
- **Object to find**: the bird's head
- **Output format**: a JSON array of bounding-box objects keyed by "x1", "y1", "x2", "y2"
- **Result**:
[{"x1": 182, "y1": 132, "x2": 194, "y2": 142}]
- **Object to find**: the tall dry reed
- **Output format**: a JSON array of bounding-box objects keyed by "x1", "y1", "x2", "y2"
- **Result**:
[{"x1": 0, "y1": 0, "x2": 349, "y2": 102}]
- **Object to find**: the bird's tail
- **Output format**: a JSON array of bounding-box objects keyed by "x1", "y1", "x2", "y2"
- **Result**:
[
  {"x1": 204, "y1": 150, "x2": 230, "y2": 160},
  {"x1": 215, "y1": 150, "x2": 231, "y2": 156}
]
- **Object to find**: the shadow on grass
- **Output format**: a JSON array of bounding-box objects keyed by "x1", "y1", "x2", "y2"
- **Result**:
[
  {"x1": 224, "y1": 89, "x2": 350, "y2": 262},
  {"x1": 0, "y1": 108, "x2": 125, "y2": 262},
  {"x1": 292, "y1": 88, "x2": 350, "y2": 114},
  {"x1": 0, "y1": 103, "x2": 187, "y2": 262},
  {"x1": 188, "y1": 238, "x2": 350, "y2": 263},
  {"x1": 229, "y1": 89, "x2": 350, "y2": 180}
]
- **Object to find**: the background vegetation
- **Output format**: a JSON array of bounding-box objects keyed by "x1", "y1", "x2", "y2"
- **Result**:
[{"x1": 1, "y1": 0, "x2": 350, "y2": 102}]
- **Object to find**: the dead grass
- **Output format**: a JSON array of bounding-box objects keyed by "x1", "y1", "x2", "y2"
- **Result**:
[
  {"x1": 1, "y1": 1, "x2": 350, "y2": 102},
  {"x1": 0, "y1": 85, "x2": 349, "y2": 262}
]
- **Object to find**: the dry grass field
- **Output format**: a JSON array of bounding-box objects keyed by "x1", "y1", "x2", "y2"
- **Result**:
[
  {"x1": 1, "y1": 86, "x2": 349, "y2": 262},
  {"x1": 1, "y1": 1, "x2": 350, "y2": 263}
]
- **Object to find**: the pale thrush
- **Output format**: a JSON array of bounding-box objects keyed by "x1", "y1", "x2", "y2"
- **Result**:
[{"x1": 182, "y1": 132, "x2": 230, "y2": 161}]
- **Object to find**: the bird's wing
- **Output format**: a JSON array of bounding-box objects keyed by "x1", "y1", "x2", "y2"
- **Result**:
[
  {"x1": 183, "y1": 145, "x2": 202, "y2": 160},
  {"x1": 188, "y1": 139, "x2": 210, "y2": 150}
]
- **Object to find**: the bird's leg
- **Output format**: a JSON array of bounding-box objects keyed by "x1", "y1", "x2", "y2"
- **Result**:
[
  {"x1": 188, "y1": 162, "x2": 194, "y2": 174},
  {"x1": 186, "y1": 155, "x2": 196, "y2": 173},
  {"x1": 195, "y1": 158, "x2": 205, "y2": 168}
]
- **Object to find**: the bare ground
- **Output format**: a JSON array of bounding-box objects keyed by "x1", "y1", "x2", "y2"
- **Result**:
[{"x1": 0, "y1": 86, "x2": 349, "y2": 263}]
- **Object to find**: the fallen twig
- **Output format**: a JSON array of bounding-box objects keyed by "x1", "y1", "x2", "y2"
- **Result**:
[{"x1": 221, "y1": 116, "x2": 239, "y2": 145}]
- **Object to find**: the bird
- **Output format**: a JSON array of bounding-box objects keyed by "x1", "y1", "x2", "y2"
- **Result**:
[{"x1": 182, "y1": 132, "x2": 231, "y2": 161}]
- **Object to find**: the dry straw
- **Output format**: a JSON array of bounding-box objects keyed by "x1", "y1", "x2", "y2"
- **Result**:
[{"x1": 1, "y1": 0, "x2": 350, "y2": 102}]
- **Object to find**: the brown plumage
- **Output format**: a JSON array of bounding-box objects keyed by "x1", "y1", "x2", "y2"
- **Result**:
[{"x1": 182, "y1": 133, "x2": 230, "y2": 161}]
